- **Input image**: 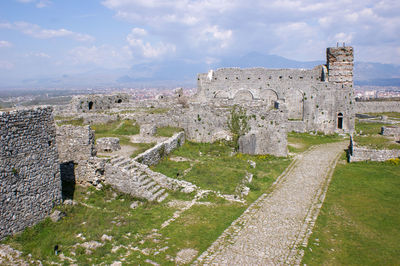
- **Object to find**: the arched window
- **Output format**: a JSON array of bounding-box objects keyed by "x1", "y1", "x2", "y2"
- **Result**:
[
  {"x1": 337, "y1": 113, "x2": 344, "y2": 129},
  {"x1": 88, "y1": 101, "x2": 94, "y2": 110}
]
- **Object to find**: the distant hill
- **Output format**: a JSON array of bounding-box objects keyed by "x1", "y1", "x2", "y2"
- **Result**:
[{"x1": 1, "y1": 52, "x2": 399, "y2": 89}]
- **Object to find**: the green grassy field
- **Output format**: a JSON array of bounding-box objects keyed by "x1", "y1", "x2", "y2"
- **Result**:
[
  {"x1": 302, "y1": 158, "x2": 400, "y2": 265},
  {"x1": 288, "y1": 132, "x2": 345, "y2": 153},
  {"x1": 152, "y1": 141, "x2": 291, "y2": 196},
  {"x1": 2, "y1": 141, "x2": 290, "y2": 265},
  {"x1": 155, "y1": 126, "x2": 183, "y2": 137},
  {"x1": 354, "y1": 120, "x2": 399, "y2": 150}
]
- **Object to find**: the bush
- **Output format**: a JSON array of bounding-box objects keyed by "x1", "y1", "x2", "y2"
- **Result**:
[{"x1": 227, "y1": 105, "x2": 250, "y2": 151}]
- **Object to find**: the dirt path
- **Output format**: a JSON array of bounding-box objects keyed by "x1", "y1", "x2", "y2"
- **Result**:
[{"x1": 194, "y1": 141, "x2": 347, "y2": 265}]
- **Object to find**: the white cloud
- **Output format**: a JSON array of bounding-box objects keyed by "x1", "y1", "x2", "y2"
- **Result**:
[
  {"x1": 15, "y1": 0, "x2": 52, "y2": 8},
  {"x1": 36, "y1": 0, "x2": 52, "y2": 8},
  {"x1": 0, "y1": 21, "x2": 94, "y2": 42},
  {"x1": 126, "y1": 28, "x2": 176, "y2": 58},
  {"x1": 0, "y1": 40, "x2": 12, "y2": 48},
  {"x1": 26, "y1": 52, "x2": 50, "y2": 58},
  {"x1": 100, "y1": 0, "x2": 400, "y2": 64}
]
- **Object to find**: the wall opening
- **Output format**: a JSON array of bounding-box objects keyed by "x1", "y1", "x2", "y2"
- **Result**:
[
  {"x1": 60, "y1": 162, "x2": 76, "y2": 200},
  {"x1": 88, "y1": 101, "x2": 94, "y2": 110},
  {"x1": 338, "y1": 113, "x2": 344, "y2": 129},
  {"x1": 117, "y1": 99, "x2": 122, "y2": 103}
]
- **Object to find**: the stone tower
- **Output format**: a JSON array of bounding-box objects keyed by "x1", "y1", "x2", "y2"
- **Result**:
[{"x1": 326, "y1": 46, "x2": 354, "y2": 86}]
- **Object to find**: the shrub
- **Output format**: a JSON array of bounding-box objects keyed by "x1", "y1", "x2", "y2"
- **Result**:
[{"x1": 227, "y1": 105, "x2": 250, "y2": 151}]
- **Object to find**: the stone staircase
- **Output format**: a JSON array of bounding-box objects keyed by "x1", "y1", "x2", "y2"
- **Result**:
[{"x1": 105, "y1": 156, "x2": 169, "y2": 202}]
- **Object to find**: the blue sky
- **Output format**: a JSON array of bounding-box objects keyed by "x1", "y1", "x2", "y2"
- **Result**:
[{"x1": 0, "y1": 0, "x2": 399, "y2": 87}]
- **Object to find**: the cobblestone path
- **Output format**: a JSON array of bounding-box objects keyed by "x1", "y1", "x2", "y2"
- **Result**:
[{"x1": 195, "y1": 141, "x2": 347, "y2": 265}]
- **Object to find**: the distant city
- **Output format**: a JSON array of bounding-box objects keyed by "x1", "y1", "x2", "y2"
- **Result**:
[{"x1": 354, "y1": 86, "x2": 400, "y2": 100}]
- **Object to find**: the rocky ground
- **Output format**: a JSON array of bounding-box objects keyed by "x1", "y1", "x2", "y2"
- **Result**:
[{"x1": 194, "y1": 141, "x2": 347, "y2": 265}]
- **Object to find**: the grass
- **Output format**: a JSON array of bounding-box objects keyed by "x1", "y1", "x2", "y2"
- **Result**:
[
  {"x1": 354, "y1": 120, "x2": 399, "y2": 150},
  {"x1": 2, "y1": 141, "x2": 291, "y2": 265},
  {"x1": 2, "y1": 184, "x2": 175, "y2": 265},
  {"x1": 288, "y1": 132, "x2": 345, "y2": 153},
  {"x1": 144, "y1": 107, "x2": 170, "y2": 114},
  {"x1": 91, "y1": 119, "x2": 139, "y2": 137},
  {"x1": 56, "y1": 118, "x2": 85, "y2": 127},
  {"x1": 302, "y1": 158, "x2": 400, "y2": 265},
  {"x1": 152, "y1": 141, "x2": 291, "y2": 196},
  {"x1": 130, "y1": 142, "x2": 156, "y2": 158},
  {"x1": 365, "y1": 112, "x2": 400, "y2": 119},
  {"x1": 156, "y1": 126, "x2": 183, "y2": 137}
]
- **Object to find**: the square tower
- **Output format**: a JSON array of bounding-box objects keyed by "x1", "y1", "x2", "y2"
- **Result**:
[{"x1": 326, "y1": 46, "x2": 354, "y2": 86}]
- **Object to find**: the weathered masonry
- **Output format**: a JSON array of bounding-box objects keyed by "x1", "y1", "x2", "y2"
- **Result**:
[
  {"x1": 0, "y1": 107, "x2": 61, "y2": 240},
  {"x1": 71, "y1": 94, "x2": 129, "y2": 112},
  {"x1": 195, "y1": 46, "x2": 355, "y2": 134}
]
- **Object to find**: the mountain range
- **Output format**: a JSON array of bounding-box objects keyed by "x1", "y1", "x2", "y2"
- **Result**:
[{"x1": 2, "y1": 52, "x2": 400, "y2": 88}]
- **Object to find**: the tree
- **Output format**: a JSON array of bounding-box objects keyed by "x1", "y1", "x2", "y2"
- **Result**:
[{"x1": 227, "y1": 105, "x2": 250, "y2": 151}]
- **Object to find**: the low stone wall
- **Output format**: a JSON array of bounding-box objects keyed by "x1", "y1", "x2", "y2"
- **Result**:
[
  {"x1": 96, "y1": 137, "x2": 121, "y2": 152},
  {"x1": 355, "y1": 101, "x2": 400, "y2": 114},
  {"x1": 0, "y1": 107, "x2": 61, "y2": 240},
  {"x1": 348, "y1": 137, "x2": 400, "y2": 162},
  {"x1": 134, "y1": 132, "x2": 185, "y2": 166},
  {"x1": 381, "y1": 126, "x2": 400, "y2": 137}
]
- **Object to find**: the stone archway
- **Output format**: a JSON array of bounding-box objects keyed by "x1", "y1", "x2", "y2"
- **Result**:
[
  {"x1": 233, "y1": 90, "x2": 254, "y2": 102},
  {"x1": 337, "y1": 113, "x2": 344, "y2": 129},
  {"x1": 260, "y1": 89, "x2": 278, "y2": 108}
]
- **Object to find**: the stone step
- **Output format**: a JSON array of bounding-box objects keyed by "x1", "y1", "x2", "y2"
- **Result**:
[
  {"x1": 124, "y1": 163, "x2": 136, "y2": 171},
  {"x1": 137, "y1": 174, "x2": 148, "y2": 183},
  {"x1": 110, "y1": 156, "x2": 124, "y2": 165},
  {"x1": 140, "y1": 177, "x2": 152, "y2": 187},
  {"x1": 157, "y1": 192, "x2": 169, "y2": 203},
  {"x1": 115, "y1": 159, "x2": 130, "y2": 168},
  {"x1": 150, "y1": 188, "x2": 166, "y2": 202},
  {"x1": 142, "y1": 181, "x2": 156, "y2": 191},
  {"x1": 149, "y1": 184, "x2": 161, "y2": 194}
]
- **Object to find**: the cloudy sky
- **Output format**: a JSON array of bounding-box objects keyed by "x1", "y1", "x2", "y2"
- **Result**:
[{"x1": 0, "y1": 0, "x2": 399, "y2": 87}]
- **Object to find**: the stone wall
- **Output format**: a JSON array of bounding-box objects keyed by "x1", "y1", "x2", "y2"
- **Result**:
[
  {"x1": 56, "y1": 125, "x2": 96, "y2": 163},
  {"x1": 381, "y1": 126, "x2": 400, "y2": 136},
  {"x1": 71, "y1": 94, "x2": 129, "y2": 112},
  {"x1": 355, "y1": 101, "x2": 400, "y2": 114},
  {"x1": 134, "y1": 132, "x2": 185, "y2": 166},
  {"x1": 348, "y1": 137, "x2": 400, "y2": 162},
  {"x1": 0, "y1": 107, "x2": 61, "y2": 240},
  {"x1": 56, "y1": 125, "x2": 104, "y2": 186},
  {"x1": 194, "y1": 46, "x2": 355, "y2": 134}
]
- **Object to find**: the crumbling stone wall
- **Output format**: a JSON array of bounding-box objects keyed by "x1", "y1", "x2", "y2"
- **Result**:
[
  {"x1": 0, "y1": 107, "x2": 61, "y2": 240},
  {"x1": 56, "y1": 125, "x2": 104, "y2": 186},
  {"x1": 71, "y1": 94, "x2": 129, "y2": 112},
  {"x1": 381, "y1": 126, "x2": 400, "y2": 136},
  {"x1": 134, "y1": 132, "x2": 185, "y2": 166},
  {"x1": 195, "y1": 46, "x2": 355, "y2": 134},
  {"x1": 355, "y1": 101, "x2": 400, "y2": 114},
  {"x1": 348, "y1": 136, "x2": 400, "y2": 162}
]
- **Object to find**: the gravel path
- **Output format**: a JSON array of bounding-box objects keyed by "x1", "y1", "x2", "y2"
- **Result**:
[{"x1": 194, "y1": 141, "x2": 347, "y2": 265}]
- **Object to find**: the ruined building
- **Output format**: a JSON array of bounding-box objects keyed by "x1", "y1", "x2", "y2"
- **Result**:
[{"x1": 195, "y1": 46, "x2": 355, "y2": 134}]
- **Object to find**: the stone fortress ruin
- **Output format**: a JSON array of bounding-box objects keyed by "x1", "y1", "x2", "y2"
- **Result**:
[{"x1": 1, "y1": 45, "x2": 399, "y2": 242}]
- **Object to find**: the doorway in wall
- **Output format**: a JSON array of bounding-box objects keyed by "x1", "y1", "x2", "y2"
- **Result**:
[
  {"x1": 337, "y1": 113, "x2": 343, "y2": 129},
  {"x1": 88, "y1": 101, "x2": 93, "y2": 110}
]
